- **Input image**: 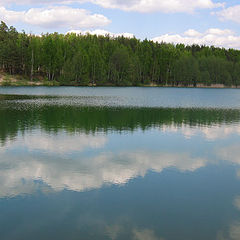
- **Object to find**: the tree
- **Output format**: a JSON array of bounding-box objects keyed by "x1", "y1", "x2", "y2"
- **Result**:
[
  {"x1": 110, "y1": 47, "x2": 130, "y2": 85},
  {"x1": 0, "y1": 21, "x2": 240, "y2": 87}
]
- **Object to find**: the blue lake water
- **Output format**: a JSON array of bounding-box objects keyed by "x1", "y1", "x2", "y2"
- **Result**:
[
  {"x1": 1, "y1": 87, "x2": 240, "y2": 240},
  {"x1": 1, "y1": 86, "x2": 240, "y2": 108}
]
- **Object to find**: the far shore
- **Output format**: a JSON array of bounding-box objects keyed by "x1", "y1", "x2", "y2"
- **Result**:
[
  {"x1": 144, "y1": 83, "x2": 240, "y2": 89},
  {"x1": 0, "y1": 73, "x2": 240, "y2": 89}
]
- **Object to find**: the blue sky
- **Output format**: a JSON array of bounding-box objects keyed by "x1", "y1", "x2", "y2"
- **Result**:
[{"x1": 1, "y1": 0, "x2": 240, "y2": 48}]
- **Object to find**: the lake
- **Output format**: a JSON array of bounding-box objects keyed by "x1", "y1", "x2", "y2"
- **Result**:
[{"x1": 1, "y1": 87, "x2": 240, "y2": 240}]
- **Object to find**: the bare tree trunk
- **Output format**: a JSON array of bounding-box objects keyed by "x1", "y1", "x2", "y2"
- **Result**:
[{"x1": 31, "y1": 48, "x2": 34, "y2": 81}]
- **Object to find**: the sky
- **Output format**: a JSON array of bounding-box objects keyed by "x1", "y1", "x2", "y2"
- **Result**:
[{"x1": 1, "y1": 0, "x2": 240, "y2": 49}]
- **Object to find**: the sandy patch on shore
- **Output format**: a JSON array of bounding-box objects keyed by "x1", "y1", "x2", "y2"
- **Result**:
[
  {"x1": 28, "y1": 81, "x2": 43, "y2": 86},
  {"x1": 0, "y1": 73, "x2": 44, "y2": 86}
]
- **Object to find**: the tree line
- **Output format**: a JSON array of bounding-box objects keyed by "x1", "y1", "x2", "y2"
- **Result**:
[{"x1": 1, "y1": 21, "x2": 240, "y2": 86}]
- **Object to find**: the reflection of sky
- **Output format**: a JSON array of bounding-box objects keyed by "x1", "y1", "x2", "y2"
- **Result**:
[
  {"x1": 1, "y1": 124, "x2": 240, "y2": 239},
  {"x1": 1, "y1": 123, "x2": 240, "y2": 198}
]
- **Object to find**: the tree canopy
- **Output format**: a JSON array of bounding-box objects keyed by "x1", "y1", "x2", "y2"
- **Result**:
[{"x1": 1, "y1": 21, "x2": 240, "y2": 86}]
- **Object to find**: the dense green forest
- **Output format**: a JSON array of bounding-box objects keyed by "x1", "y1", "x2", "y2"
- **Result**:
[{"x1": 1, "y1": 21, "x2": 240, "y2": 86}]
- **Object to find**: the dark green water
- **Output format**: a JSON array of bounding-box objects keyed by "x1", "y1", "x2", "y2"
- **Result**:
[{"x1": 1, "y1": 87, "x2": 240, "y2": 240}]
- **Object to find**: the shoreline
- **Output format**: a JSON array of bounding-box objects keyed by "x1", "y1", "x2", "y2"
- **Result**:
[
  {"x1": 1, "y1": 83, "x2": 240, "y2": 89},
  {"x1": 0, "y1": 74, "x2": 239, "y2": 89}
]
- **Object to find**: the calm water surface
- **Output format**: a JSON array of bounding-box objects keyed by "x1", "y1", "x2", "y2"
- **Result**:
[{"x1": 1, "y1": 87, "x2": 240, "y2": 240}]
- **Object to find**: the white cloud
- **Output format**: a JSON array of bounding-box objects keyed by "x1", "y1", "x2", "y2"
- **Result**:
[
  {"x1": 90, "y1": 0, "x2": 223, "y2": 13},
  {"x1": 216, "y1": 196, "x2": 240, "y2": 240},
  {"x1": 67, "y1": 29, "x2": 134, "y2": 38},
  {"x1": 230, "y1": 222, "x2": 240, "y2": 240},
  {"x1": 216, "y1": 145, "x2": 240, "y2": 167},
  {"x1": 161, "y1": 124, "x2": 240, "y2": 141},
  {"x1": 152, "y1": 28, "x2": 240, "y2": 49},
  {"x1": 216, "y1": 5, "x2": 240, "y2": 24},
  {"x1": 0, "y1": 0, "x2": 224, "y2": 13},
  {"x1": 0, "y1": 6, "x2": 23, "y2": 22},
  {"x1": 0, "y1": 6, "x2": 110, "y2": 29},
  {"x1": 10, "y1": 132, "x2": 108, "y2": 153},
  {"x1": 0, "y1": 150, "x2": 206, "y2": 197},
  {"x1": 0, "y1": 131, "x2": 207, "y2": 197},
  {"x1": 234, "y1": 196, "x2": 240, "y2": 210},
  {"x1": 184, "y1": 29, "x2": 202, "y2": 37},
  {"x1": 2, "y1": 123, "x2": 240, "y2": 198},
  {"x1": 133, "y1": 228, "x2": 164, "y2": 240}
]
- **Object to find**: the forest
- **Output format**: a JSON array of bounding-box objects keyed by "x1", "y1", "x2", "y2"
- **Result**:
[{"x1": 1, "y1": 21, "x2": 240, "y2": 86}]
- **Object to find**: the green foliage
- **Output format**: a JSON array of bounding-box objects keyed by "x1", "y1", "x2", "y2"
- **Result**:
[
  {"x1": 0, "y1": 21, "x2": 240, "y2": 87},
  {"x1": 200, "y1": 71, "x2": 211, "y2": 86}
]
